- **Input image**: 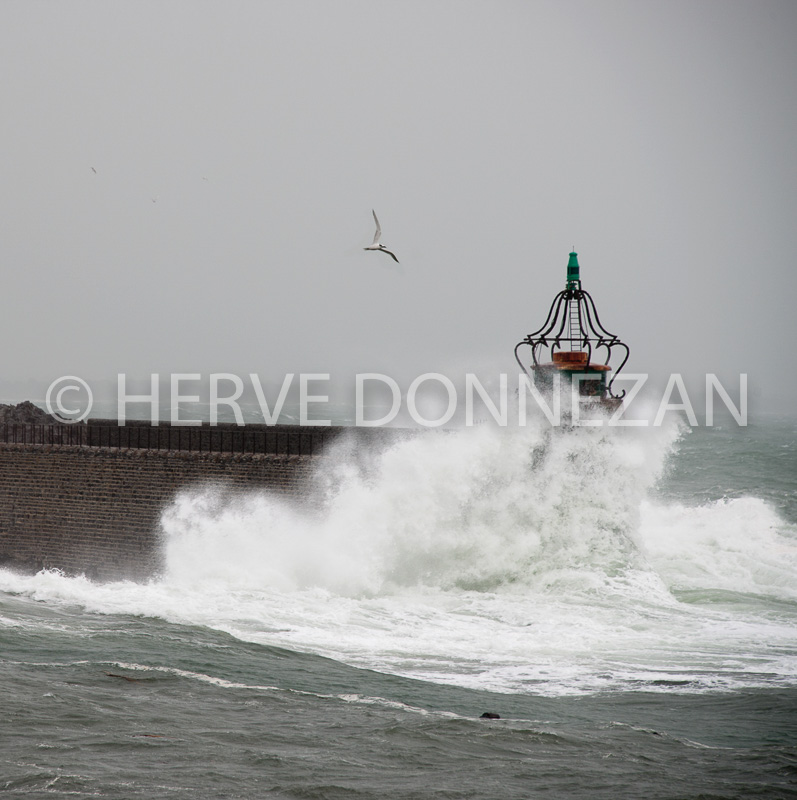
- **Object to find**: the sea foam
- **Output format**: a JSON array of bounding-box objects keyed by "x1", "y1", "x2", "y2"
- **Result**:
[{"x1": 2, "y1": 416, "x2": 796, "y2": 695}]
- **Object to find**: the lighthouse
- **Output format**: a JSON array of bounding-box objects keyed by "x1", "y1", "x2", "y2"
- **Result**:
[{"x1": 514, "y1": 251, "x2": 630, "y2": 404}]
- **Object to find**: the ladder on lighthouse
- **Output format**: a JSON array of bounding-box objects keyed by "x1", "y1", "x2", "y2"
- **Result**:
[{"x1": 568, "y1": 299, "x2": 582, "y2": 350}]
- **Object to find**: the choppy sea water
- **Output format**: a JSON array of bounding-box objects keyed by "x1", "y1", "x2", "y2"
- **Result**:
[{"x1": 2, "y1": 413, "x2": 796, "y2": 799}]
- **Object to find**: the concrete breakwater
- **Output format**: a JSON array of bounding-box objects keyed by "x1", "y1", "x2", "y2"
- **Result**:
[{"x1": 0, "y1": 420, "x2": 392, "y2": 582}]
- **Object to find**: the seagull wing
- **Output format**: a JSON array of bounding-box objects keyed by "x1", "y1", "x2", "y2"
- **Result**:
[
  {"x1": 380, "y1": 247, "x2": 400, "y2": 264},
  {"x1": 371, "y1": 209, "x2": 382, "y2": 244}
]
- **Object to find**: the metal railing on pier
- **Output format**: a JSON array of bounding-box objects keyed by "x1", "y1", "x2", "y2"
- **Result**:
[{"x1": 0, "y1": 422, "x2": 341, "y2": 456}]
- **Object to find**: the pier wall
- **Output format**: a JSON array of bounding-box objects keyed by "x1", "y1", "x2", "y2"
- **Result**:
[{"x1": 0, "y1": 441, "x2": 322, "y2": 582}]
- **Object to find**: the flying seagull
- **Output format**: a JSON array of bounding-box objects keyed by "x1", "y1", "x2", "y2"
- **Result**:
[{"x1": 364, "y1": 209, "x2": 399, "y2": 263}]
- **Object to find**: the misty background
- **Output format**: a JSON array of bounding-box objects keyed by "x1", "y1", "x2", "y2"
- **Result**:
[{"x1": 1, "y1": 0, "x2": 795, "y2": 417}]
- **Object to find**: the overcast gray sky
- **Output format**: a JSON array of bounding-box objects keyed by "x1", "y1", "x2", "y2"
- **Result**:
[{"x1": 1, "y1": 0, "x2": 795, "y2": 414}]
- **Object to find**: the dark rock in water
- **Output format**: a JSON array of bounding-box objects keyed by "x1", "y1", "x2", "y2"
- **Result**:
[
  {"x1": 480, "y1": 712, "x2": 501, "y2": 719},
  {"x1": 0, "y1": 400, "x2": 68, "y2": 425}
]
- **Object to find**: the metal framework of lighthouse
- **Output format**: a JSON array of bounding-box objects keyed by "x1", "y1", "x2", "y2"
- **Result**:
[{"x1": 514, "y1": 251, "x2": 630, "y2": 401}]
